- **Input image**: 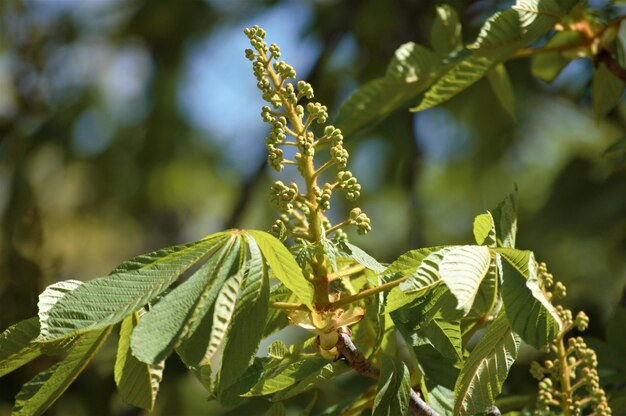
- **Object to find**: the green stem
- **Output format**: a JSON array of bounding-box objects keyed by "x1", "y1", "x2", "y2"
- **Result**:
[{"x1": 269, "y1": 301, "x2": 309, "y2": 311}]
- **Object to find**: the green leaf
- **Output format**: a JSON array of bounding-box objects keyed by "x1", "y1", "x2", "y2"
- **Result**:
[
  {"x1": 592, "y1": 63, "x2": 625, "y2": 120},
  {"x1": 492, "y1": 191, "x2": 518, "y2": 248},
  {"x1": 41, "y1": 233, "x2": 228, "y2": 341},
  {"x1": 398, "y1": 249, "x2": 447, "y2": 294},
  {"x1": 131, "y1": 236, "x2": 238, "y2": 364},
  {"x1": 470, "y1": 10, "x2": 522, "y2": 54},
  {"x1": 513, "y1": 0, "x2": 563, "y2": 42},
  {"x1": 38, "y1": 280, "x2": 83, "y2": 341},
  {"x1": 454, "y1": 312, "x2": 520, "y2": 416},
  {"x1": 372, "y1": 356, "x2": 412, "y2": 416},
  {"x1": 412, "y1": 344, "x2": 458, "y2": 415},
  {"x1": 385, "y1": 247, "x2": 447, "y2": 313},
  {"x1": 531, "y1": 31, "x2": 580, "y2": 83},
  {"x1": 438, "y1": 246, "x2": 491, "y2": 314},
  {"x1": 115, "y1": 313, "x2": 164, "y2": 411},
  {"x1": 272, "y1": 361, "x2": 346, "y2": 401},
  {"x1": 487, "y1": 64, "x2": 516, "y2": 120},
  {"x1": 246, "y1": 230, "x2": 314, "y2": 308},
  {"x1": 411, "y1": 53, "x2": 499, "y2": 112},
  {"x1": 498, "y1": 248, "x2": 561, "y2": 347},
  {"x1": 391, "y1": 283, "x2": 459, "y2": 336},
  {"x1": 431, "y1": 4, "x2": 463, "y2": 55},
  {"x1": 339, "y1": 242, "x2": 386, "y2": 273},
  {"x1": 244, "y1": 357, "x2": 328, "y2": 397},
  {"x1": 219, "y1": 236, "x2": 270, "y2": 391},
  {"x1": 12, "y1": 327, "x2": 111, "y2": 416},
  {"x1": 268, "y1": 340, "x2": 289, "y2": 360},
  {"x1": 0, "y1": 317, "x2": 41, "y2": 377},
  {"x1": 385, "y1": 42, "x2": 439, "y2": 83},
  {"x1": 473, "y1": 212, "x2": 496, "y2": 247},
  {"x1": 417, "y1": 317, "x2": 463, "y2": 362}
]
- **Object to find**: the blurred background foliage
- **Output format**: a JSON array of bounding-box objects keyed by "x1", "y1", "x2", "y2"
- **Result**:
[{"x1": 0, "y1": 0, "x2": 625, "y2": 414}]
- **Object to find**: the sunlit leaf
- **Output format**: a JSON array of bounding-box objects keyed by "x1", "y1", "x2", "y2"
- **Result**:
[
  {"x1": 0, "y1": 317, "x2": 41, "y2": 377},
  {"x1": 41, "y1": 233, "x2": 228, "y2": 341},
  {"x1": 339, "y1": 242, "x2": 386, "y2": 273},
  {"x1": 131, "y1": 236, "x2": 238, "y2": 364},
  {"x1": 246, "y1": 230, "x2": 314, "y2": 308},
  {"x1": 219, "y1": 236, "x2": 270, "y2": 391},
  {"x1": 244, "y1": 357, "x2": 327, "y2": 397},
  {"x1": 470, "y1": 10, "x2": 522, "y2": 53},
  {"x1": 411, "y1": 54, "x2": 499, "y2": 112},
  {"x1": 439, "y1": 246, "x2": 491, "y2": 314},
  {"x1": 13, "y1": 327, "x2": 111, "y2": 416},
  {"x1": 513, "y1": 0, "x2": 562, "y2": 42},
  {"x1": 271, "y1": 361, "x2": 346, "y2": 401},
  {"x1": 492, "y1": 190, "x2": 518, "y2": 249},
  {"x1": 498, "y1": 249, "x2": 561, "y2": 347},
  {"x1": 430, "y1": 4, "x2": 463, "y2": 55},
  {"x1": 454, "y1": 312, "x2": 520, "y2": 415},
  {"x1": 114, "y1": 313, "x2": 164, "y2": 411},
  {"x1": 472, "y1": 212, "x2": 496, "y2": 248}
]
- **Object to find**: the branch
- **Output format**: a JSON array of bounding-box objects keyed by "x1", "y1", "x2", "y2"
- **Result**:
[
  {"x1": 594, "y1": 49, "x2": 626, "y2": 81},
  {"x1": 336, "y1": 333, "x2": 439, "y2": 416}
]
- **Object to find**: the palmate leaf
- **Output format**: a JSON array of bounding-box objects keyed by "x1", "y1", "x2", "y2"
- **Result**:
[
  {"x1": 243, "y1": 357, "x2": 328, "y2": 397},
  {"x1": 115, "y1": 313, "x2": 164, "y2": 411},
  {"x1": 12, "y1": 327, "x2": 112, "y2": 416},
  {"x1": 470, "y1": 10, "x2": 522, "y2": 54},
  {"x1": 131, "y1": 236, "x2": 238, "y2": 364},
  {"x1": 498, "y1": 249, "x2": 560, "y2": 347},
  {"x1": 513, "y1": 0, "x2": 562, "y2": 42},
  {"x1": 454, "y1": 312, "x2": 520, "y2": 416},
  {"x1": 415, "y1": 317, "x2": 463, "y2": 362},
  {"x1": 40, "y1": 232, "x2": 228, "y2": 341},
  {"x1": 372, "y1": 356, "x2": 412, "y2": 416},
  {"x1": 0, "y1": 317, "x2": 41, "y2": 377},
  {"x1": 412, "y1": 344, "x2": 458, "y2": 415},
  {"x1": 438, "y1": 246, "x2": 491, "y2": 314},
  {"x1": 385, "y1": 42, "x2": 439, "y2": 83},
  {"x1": 271, "y1": 361, "x2": 346, "y2": 401},
  {"x1": 338, "y1": 241, "x2": 386, "y2": 273},
  {"x1": 38, "y1": 280, "x2": 83, "y2": 341},
  {"x1": 246, "y1": 230, "x2": 313, "y2": 308},
  {"x1": 218, "y1": 235, "x2": 270, "y2": 392},
  {"x1": 492, "y1": 190, "x2": 518, "y2": 249}
]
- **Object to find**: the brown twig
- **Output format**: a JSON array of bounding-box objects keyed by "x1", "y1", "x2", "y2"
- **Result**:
[{"x1": 335, "y1": 333, "x2": 440, "y2": 416}]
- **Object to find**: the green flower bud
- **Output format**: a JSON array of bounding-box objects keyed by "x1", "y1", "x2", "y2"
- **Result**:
[{"x1": 297, "y1": 80, "x2": 314, "y2": 99}]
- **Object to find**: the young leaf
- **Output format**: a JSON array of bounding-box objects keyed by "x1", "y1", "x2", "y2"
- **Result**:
[
  {"x1": 131, "y1": 236, "x2": 238, "y2": 364},
  {"x1": 243, "y1": 357, "x2": 328, "y2": 397},
  {"x1": 417, "y1": 317, "x2": 463, "y2": 362},
  {"x1": 592, "y1": 63, "x2": 625, "y2": 120},
  {"x1": 41, "y1": 233, "x2": 228, "y2": 341},
  {"x1": 339, "y1": 242, "x2": 386, "y2": 273},
  {"x1": 430, "y1": 4, "x2": 463, "y2": 55},
  {"x1": 0, "y1": 317, "x2": 41, "y2": 377},
  {"x1": 472, "y1": 212, "x2": 496, "y2": 247},
  {"x1": 487, "y1": 64, "x2": 516, "y2": 120},
  {"x1": 202, "y1": 270, "x2": 244, "y2": 366},
  {"x1": 271, "y1": 361, "x2": 347, "y2": 401},
  {"x1": 438, "y1": 245, "x2": 491, "y2": 314},
  {"x1": 492, "y1": 190, "x2": 518, "y2": 248},
  {"x1": 114, "y1": 312, "x2": 164, "y2": 411},
  {"x1": 410, "y1": 54, "x2": 499, "y2": 112},
  {"x1": 454, "y1": 312, "x2": 520, "y2": 416},
  {"x1": 498, "y1": 249, "x2": 560, "y2": 347},
  {"x1": 372, "y1": 356, "x2": 412, "y2": 416},
  {"x1": 218, "y1": 236, "x2": 270, "y2": 391},
  {"x1": 398, "y1": 248, "x2": 449, "y2": 293},
  {"x1": 12, "y1": 327, "x2": 112, "y2": 416},
  {"x1": 246, "y1": 230, "x2": 314, "y2": 308}
]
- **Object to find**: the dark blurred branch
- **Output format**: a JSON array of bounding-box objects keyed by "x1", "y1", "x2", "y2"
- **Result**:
[
  {"x1": 336, "y1": 333, "x2": 440, "y2": 416},
  {"x1": 594, "y1": 49, "x2": 626, "y2": 81}
]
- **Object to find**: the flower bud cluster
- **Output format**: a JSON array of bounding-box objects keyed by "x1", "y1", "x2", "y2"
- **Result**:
[
  {"x1": 245, "y1": 25, "x2": 371, "y2": 242},
  {"x1": 531, "y1": 263, "x2": 611, "y2": 415}
]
